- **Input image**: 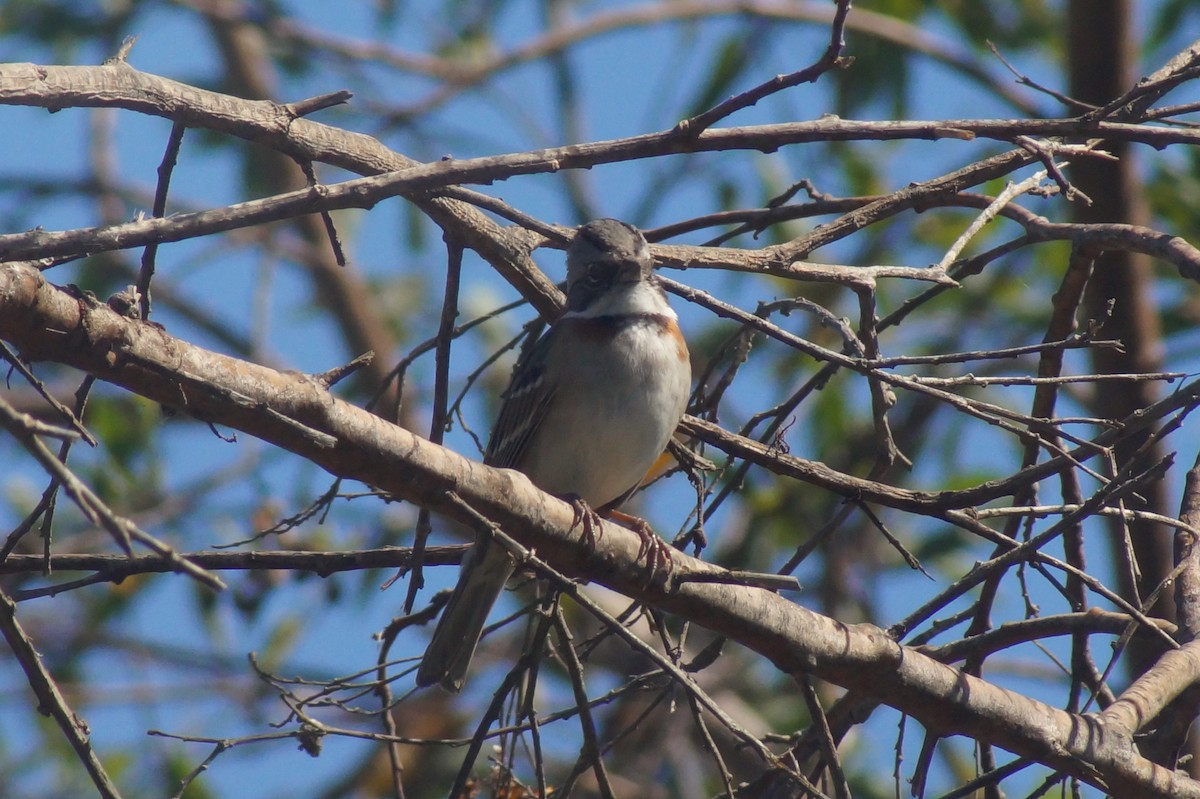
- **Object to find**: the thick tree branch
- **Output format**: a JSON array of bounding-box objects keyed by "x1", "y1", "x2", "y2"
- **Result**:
[
  {"x1": 3, "y1": 61, "x2": 1199, "y2": 287},
  {"x1": 5, "y1": 64, "x2": 1196, "y2": 153},
  {"x1": 1, "y1": 262, "x2": 1196, "y2": 797}
]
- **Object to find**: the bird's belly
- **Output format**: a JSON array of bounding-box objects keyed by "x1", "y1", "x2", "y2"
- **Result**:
[{"x1": 516, "y1": 325, "x2": 687, "y2": 507}]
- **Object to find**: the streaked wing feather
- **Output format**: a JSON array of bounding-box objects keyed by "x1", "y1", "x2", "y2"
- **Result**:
[{"x1": 485, "y1": 328, "x2": 559, "y2": 468}]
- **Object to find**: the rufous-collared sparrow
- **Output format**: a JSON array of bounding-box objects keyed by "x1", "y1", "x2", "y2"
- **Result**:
[{"x1": 416, "y1": 218, "x2": 691, "y2": 692}]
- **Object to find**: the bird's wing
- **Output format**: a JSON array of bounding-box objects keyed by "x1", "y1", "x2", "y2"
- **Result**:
[{"x1": 484, "y1": 325, "x2": 559, "y2": 469}]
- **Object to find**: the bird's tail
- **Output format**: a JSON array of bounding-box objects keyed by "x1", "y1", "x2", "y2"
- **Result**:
[{"x1": 415, "y1": 537, "x2": 515, "y2": 692}]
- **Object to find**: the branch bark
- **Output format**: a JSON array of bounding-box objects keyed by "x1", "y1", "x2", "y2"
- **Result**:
[{"x1": 2, "y1": 260, "x2": 1197, "y2": 797}]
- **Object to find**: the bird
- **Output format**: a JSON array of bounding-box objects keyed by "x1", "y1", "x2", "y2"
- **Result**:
[{"x1": 415, "y1": 218, "x2": 692, "y2": 692}]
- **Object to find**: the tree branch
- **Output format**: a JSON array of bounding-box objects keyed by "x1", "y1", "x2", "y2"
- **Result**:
[
  {"x1": 1, "y1": 260, "x2": 1196, "y2": 797},
  {"x1": 0, "y1": 588, "x2": 124, "y2": 799}
]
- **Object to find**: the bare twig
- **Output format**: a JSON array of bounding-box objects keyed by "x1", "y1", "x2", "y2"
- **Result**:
[
  {"x1": 0, "y1": 394, "x2": 224, "y2": 588},
  {"x1": 137, "y1": 119, "x2": 186, "y2": 319},
  {"x1": 673, "y1": 0, "x2": 853, "y2": 134},
  {"x1": 934, "y1": 169, "x2": 1051, "y2": 272},
  {"x1": 0, "y1": 587, "x2": 125, "y2": 799}
]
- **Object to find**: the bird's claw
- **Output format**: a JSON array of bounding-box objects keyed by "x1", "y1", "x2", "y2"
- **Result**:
[
  {"x1": 607, "y1": 509, "x2": 675, "y2": 587},
  {"x1": 565, "y1": 499, "x2": 675, "y2": 587},
  {"x1": 567, "y1": 495, "x2": 604, "y2": 548},
  {"x1": 635, "y1": 521, "x2": 676, "y2": 587}
]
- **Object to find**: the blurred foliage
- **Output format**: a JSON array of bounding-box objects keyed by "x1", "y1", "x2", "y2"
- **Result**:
[{"x1": 1, "y1": 0, "x2": 1199, "y2": 797}]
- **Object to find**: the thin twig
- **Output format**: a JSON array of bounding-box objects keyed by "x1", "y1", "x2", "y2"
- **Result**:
[
  {"x1": 552, "y1": 606, "x2": 618, "y2": 799},
  {"x1": 673, "y1": 0, "x2": 853, "y2": 134},
  {"x1": 934, "y1": 169, "x2": 1051, "y2": 272},
  {"x1": 0, "y1": 587, "x2": 125, "y2": 799},
  {"x1": 798, "y1": 673, "x2": 851, "y2": 799},
  {"x1": 137, "y1": 119, "x2": 186, "y2": 319}
]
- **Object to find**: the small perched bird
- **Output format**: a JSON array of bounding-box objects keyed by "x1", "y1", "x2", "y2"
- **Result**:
[{"x1": 416, "y1": 219, "x2": 692, "y2": 692}]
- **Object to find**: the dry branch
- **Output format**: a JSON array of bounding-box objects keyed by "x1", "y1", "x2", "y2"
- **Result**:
[
  {"x1": 1, "y1": 259, "x2": 1196, "y2": 797},
  {"x1": 3, "y1": 44, "x2": 1200, "y2": 797}
]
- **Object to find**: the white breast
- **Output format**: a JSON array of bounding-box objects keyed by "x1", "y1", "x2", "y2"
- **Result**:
[{"x1": 516, "y1": 285, "x2": 690, "y2": 507}]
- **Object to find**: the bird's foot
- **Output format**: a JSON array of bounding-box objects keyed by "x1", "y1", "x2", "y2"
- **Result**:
[
  {"x1": 605, "y1": 509, "x2": 675, "y2": 587},
  {"x1": 563, "y1": 498, "x2": 675, "y2": 586},
  {"x1": 565, "y1": 495, "x2": 604, "y2": 548}
]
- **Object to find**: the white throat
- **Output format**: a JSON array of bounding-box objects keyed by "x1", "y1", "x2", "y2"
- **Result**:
[{"x1": 562, "y1": 280, "x2": 676, "y2": 320}]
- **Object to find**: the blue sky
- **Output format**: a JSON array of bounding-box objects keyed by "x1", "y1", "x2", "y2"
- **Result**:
[{"x1": 3, "y1": 2, "x2": 1200, "y2": 797}]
